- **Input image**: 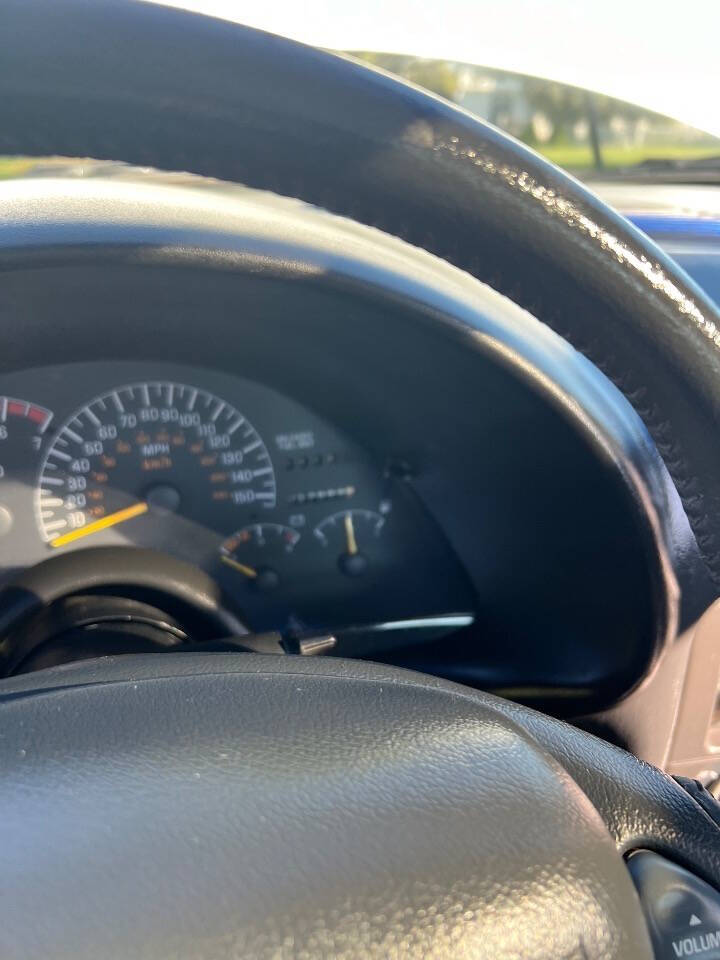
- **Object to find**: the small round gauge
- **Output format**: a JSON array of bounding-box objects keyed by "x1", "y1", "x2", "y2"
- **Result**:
[
  {"x1": 313, "y1": 508, "x2": 386, "y2": 577},
  {"x1": 0, "y1": 397, "x2": 53, "y2": 541},
  {"x1": 220, "y1": 523, "x2": 301, "y2": 591},
  {"x1": 36, "y1": 382, "x2": 276, "y2": 550}
]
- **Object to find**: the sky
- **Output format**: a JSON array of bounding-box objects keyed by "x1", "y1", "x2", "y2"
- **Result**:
[{"x1": 153, "y1": 0, "x2": 720, "y2": 137}]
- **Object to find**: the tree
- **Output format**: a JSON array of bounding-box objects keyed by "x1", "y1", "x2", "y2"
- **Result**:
[{"x1": 352, "y1": 52, "x2": 459, "y2": 102}]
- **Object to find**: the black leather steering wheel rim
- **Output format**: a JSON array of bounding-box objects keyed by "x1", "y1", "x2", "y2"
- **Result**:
[{"x1": 2, "y1": 0, "x2": 720, "y2": 586}]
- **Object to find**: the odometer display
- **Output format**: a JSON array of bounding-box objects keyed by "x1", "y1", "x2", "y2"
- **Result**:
[{"x1": 36, "y1": 381, "x2": 276, "y2": 547}]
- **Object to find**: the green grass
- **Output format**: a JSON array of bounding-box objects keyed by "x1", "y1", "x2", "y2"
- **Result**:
[
  {"x1": 537, "y1": 141, "x2": 719, "y2": 171},
  {"x1": 0, "y1": 156, "x2": 37, "y2": 180},
  {"x1": 0, "y1": 141, "x2": 717, "y2": 181}
]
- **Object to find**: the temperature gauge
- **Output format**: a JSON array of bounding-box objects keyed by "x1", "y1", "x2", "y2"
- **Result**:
[
  {"x1": 313, "y1": 508, "x2": 386, "y2": 577},
  {"x1": 220, "y1": 523, "x2": 301, "y2": 591}
]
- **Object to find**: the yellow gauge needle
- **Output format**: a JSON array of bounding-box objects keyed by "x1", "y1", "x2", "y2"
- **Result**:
[
  {"x1": 50, "y1": 501, "x2": 149, "y2": 548},
  {"x1": 220, "y1": 554, "x2": 258, "y2": 579},
  {"x1": 344, "y1": 512, "x2": 358, "y2": 556}
]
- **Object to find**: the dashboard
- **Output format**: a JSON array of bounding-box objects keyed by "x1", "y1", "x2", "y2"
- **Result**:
[
  {"x1": 0, "y1": 361, "x2": 471, "y2": 637},
  {"x1": 0, "y1": 170, "x2": 705, "y2": 714}
]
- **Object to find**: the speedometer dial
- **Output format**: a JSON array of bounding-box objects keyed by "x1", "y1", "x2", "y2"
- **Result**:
[{"x1": 36, "y1": 381, "x2": 275, "y2": 548}]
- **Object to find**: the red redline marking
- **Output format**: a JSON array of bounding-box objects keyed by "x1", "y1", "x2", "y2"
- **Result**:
[
  {"x1": 27, "y1": 405, "x2": 48, "y2": 424},
  {"x1": 2, "y1": 398, "x2": 53, "y2": 430}
]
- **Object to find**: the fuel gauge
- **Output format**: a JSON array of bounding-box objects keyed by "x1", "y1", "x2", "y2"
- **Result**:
[{"x1": 220, "y1": 523, "x2": 301, "y2": 591}]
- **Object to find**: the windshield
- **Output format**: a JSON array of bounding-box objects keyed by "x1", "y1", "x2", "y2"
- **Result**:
[
  {"x1": 351, "y1": 55, "x2": 720, "y2": 182},
  {"x1": 151, "y1": 0, "x2": 720, "y2": 185},
  {"x1": 3, "y1": 1, "x2": 719, "y2": 187}
]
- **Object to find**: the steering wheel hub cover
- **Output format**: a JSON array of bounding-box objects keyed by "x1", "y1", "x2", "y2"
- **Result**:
[{"x1": 0, "y1": 655, "x2": 650, "y2": 959}]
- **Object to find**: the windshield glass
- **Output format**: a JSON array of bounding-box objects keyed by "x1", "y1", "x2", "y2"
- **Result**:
[
  {"x1": 150, "y1": 0, "x2": 720, "y2": 185},
  {"x1": 351, "y1": 54, "x2": 720, "y2": 182},
  {"x1": 3, "y1": 1, "x2": 719, "y2": 188}
]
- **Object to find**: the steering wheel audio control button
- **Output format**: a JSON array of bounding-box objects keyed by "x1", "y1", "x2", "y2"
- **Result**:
[{"x1": 628, "y1": 851, "x2": 720, "y2": 959}]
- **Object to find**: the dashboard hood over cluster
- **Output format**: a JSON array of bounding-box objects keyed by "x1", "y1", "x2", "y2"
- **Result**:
[{"x1": 0, "y1": 172, "x2": 687, "y2": 707}]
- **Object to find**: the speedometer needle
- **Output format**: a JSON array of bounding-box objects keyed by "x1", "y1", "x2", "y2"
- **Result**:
[{"x1": 49, "y1": 501, "x2": 149, "y2": 548}]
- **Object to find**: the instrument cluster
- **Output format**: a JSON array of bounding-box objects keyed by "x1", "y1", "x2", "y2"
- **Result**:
[{"x1": 0, "y1": 361, "x2": 473, "y2": 636}]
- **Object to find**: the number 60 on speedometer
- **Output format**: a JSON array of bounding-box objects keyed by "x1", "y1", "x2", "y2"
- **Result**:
[{"x1": 35, "y1": 381, "x2": 276, "y2": 547}]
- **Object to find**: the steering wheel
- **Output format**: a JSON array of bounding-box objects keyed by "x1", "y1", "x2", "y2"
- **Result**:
[{"x1": 1, "y1": 2, "x2": 720, "y2": 957}]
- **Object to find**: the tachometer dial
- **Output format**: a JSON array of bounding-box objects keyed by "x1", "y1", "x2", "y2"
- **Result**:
[
  {"x1": 220, "y1": 523, "x2": 301, "y2": 591},
  {"x1": 0, "y1": 397, "x2": 53, "y2": 541},
  {"x1": 36, "y1": 382, "x2": 275, "y2": 548},
  {"x1": 313, "y1": 508, "x2": 386, "y2": 577}
]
